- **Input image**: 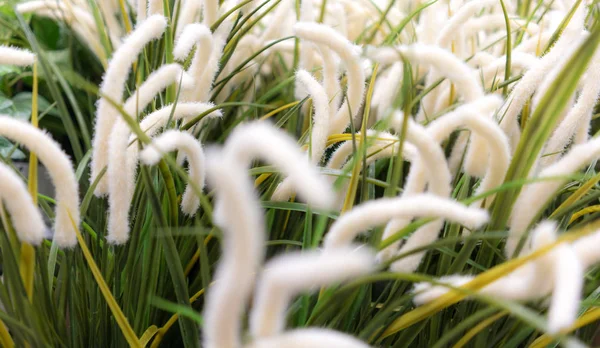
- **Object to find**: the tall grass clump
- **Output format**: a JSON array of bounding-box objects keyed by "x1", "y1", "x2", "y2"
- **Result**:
[{"x1": 1, "y1": 0, "x2": 600, "y2": 347}]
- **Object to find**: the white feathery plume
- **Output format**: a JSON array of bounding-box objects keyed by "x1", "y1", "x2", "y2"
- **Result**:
[
  {"x1": 389, "y1": 45, "x2": 488, "y2": 177},
  {"x1": 298, "y1": 0, "x2": 316, "y2": 73},
  {"x1": 203, "y1": 0, "x2": 219, "y2": 27},
  {"x1": 548, "y1": 243, "x2": 583, "y2": 333},
  {"x1": 571, "y1": 228, "x2": 600, "y2": 269},
  {"x1": 175, "y1": 0, "x2": 200, "y2": 37},
  {"x1": 0, "y1": 46, "x2": 36, "y2": 66},
  {"x1": 140, "y1": 130, "x2": 206, "y2": 216},
  {"x1": 514, "y1": 31, "x2": 553, "y2": 54},
  {"x1": 325, "y1": 131, "x2": 417, "y2": 173},
  {"x1": 223, "y1": 123, "x2": 335, "y2": 210},
  {"x1": 134, "y1": 102, "x2": 221, "y2": 142},
  {"x1": 173, "y1": 24, "x2": 214, "y2": 101},
  {"x1": 16, "y1": 1, "x2": 98, "y2": 35},
  {"x1": 323, "y1": 194, "x2": 489, "y2": 249},
  {"x1": 203, "y1": 153, "x2": 264, "y2": 348},
  {"x1": 318, "y1": 45, "x2": 342, "y2": 118},
  {"x1": 413, "y1": 221, "x2": 559, "y2": 305},
  {"x1": 372, "y1": 62, "x2": 402, "y2": 117},
  {"x1": 202, "y1": 122, "x2": 335, "y2": 348},
  {"x1": 137, "y1": 0, "x2": 147, "y2": 22},
  {"x1": 246, "y1": 328, "x2": 371, "y2": 348},
  {"x1": 294, "y1": 22, "x2": 365, "y2": 134},
  {"x1": 498, "y1": 28, "x2": 586, "y2": 152},
  {"x1": 379, "y1": 113, "x2": 453, "y2": 270},
  {"x1": 435, "y1": 0, "x2": 498, "y2": 50},
  {"x1": 249, "y1": 247, "x2": 375, "y2": 338},
  {"x1": 272, "y1": 70, "x2": 330, "y2": 201},
  {"x1": 91, "y1": 15, "x2": 167, "y2": 196},
  {"x1": 148, "y1": 0, "x2": 164, "y2": 16},
  {"x1": 508, "y1": 136, "x2": 600, "y2": 257},
  {"x1": 411, "y1": 220, "x2": 584, "y2": 332},
  {"x1": 464, "y1": 15, "x2": 541, "y2": 37},
  {"x1": 0, "y1": 116, "x2": 80, "y2": 248},
  {"x1": 106, "y1": 64, "x2": 194, "y2": 244},
  {"x1": 426, "y1": 96, "x2": 509, "y2": 207},
  {"x1": 541, "y1": 48, "x2": 600, "y2": 167},
  {"x1": 15, "y1": 0, "x2": 112, "y2": 50},
  {"x1": 0, "y1": 161, "x2": 46, "y2": 245}
]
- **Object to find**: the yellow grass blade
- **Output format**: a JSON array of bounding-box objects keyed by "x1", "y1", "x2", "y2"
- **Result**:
[
  {"x1": 551, "y1": 172, "x2": 600, "y2": 219},
  {"x1": 529, "y1": 307, "x2": 600, "y2": 348},
  {"x1": 453, "y1": 311, "x2": 507, "y2": 348},
  {"x1": 68, "y1": 211, "x2": 141, "y2": 348},
  {"x1": 381, "y1": 220, "x2": 600, "y2": 338}
]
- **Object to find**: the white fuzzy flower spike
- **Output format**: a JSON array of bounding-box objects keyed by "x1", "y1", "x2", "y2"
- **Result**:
[
  {"x1": 548, "y1": 244, "x2": 582, "y2": 334},
  {"x1": 541, "y1": 48, "x2": 600, "y2": 167},
  {"x1": 498, "y1": 30, "x2": 585, "y2": 151},
  {"x1": 0, "y1": 116, "x2": 79, "y2": 248},
  {"x1": 203, "y1": 122, "x2": 335, "y2": 348},
  {"x1": 174, "y1": 24, "x2": 214, "y2": 101},
  {"x1": 324, "y1": 194, "x2": 489, "y2": 249},
  {"x1": 0, "y1": 46, "x2": 36, "y2": 66},
  {"x1": 0, "y1": 161, "x2": 46, "y2": 245},
  {"x1": 294, "y1": 22, "x2": 365, "y2": 134},
  {"x1": 425, "y1": 96, "x2": 509, "y2": 207},
  {"x1": 91, "y1": 15, "x2": 167, "y2": 196},
  {"x1": 134, "y1": 102, "x2": 221, "y2": 141},
  {"x1": 272, "y1": 69, "x2": 330, "y2": 201},
  {"x1": 379, "y1": 112, "x2": 453, "y2": 270},
  {"x1": 250, "y1": 247, "x2": 374, "y2": 338},
  {"x1": 413, "y1": 221, "x2": 559, "y2": 305},
  {"x1": 107, "y1": 64, "x2": 194, "y2": 244},
  {"x1": 246, "y1": 328, "x2": 371, "y2": 348},
  {"x1": 140, "y1": 130, "x2": 206, "y2": 216},
  {"x1": 508, "y1": 136, "x2": 600, "y2": 257},
  {"x1": 435, "y1": 0, "x2": 498, "y2": 49},
  {"x1": 203, "y1": 0, "x2": 219, "y2": 27}
]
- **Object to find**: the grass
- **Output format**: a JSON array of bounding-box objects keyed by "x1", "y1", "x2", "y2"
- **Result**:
[{"x1": 0, "y1": 0, "x2": 599, "y2": 347}]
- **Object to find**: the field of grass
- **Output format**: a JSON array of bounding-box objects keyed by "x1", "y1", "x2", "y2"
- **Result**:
[{"x1": 0, "y1": 0, "x2": 600, "y2": 347}]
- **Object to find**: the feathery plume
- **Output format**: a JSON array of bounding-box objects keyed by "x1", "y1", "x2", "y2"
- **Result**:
[
  {"x1": 203, "y1": 122, "x2": 335, "y2": 348},
  {"x1": 498, "y1": 30, "x2": 586, "y2": 151},
  {"x1": 508, "y1": 136, "x2": 600, "y2": 257},
  {"x1": 294, "y1": 22, "x2": 365, "y2": 134},
  {"x1": 134, "y1": 102, "x2": 221, "y2": 141},
  {"x1": 272, "y1": 70, "x2": 330, "y2": 201},
  {"x1": 250, "y1": 247, "x2": 374, "y2": 338},
  {"x1": 548, "y1": 244, "x2": 582, "y2": 334},
  {"x1": 372, "y1": 62, "x2": 402, "y2": 117},
  {"x1": 0, "y1": 161, "x2": 46, "y2": 245},
  {"x1": 203, "y1": 153, "x2": 263, "y2": 348},
  {"x1": 246, "y1": 328, "x2": 371, "y2": 348},
  {"x1": 324, "y1": 194, "x2": 489, "y2": 249},
  {"x1": 435, "y1": 0, "x2": 498, "y2": 49},
  {"x1": 318, "y1": 45, "x2": 342, "y2": 118},
  {"x1": 0, "y1": 46, "x2": 35, "y2": 66},
  {"x1": 541, "y1": 49, "x2": 600, "y2": 167},
  {"x1": 107, "y1": 64, "x2": 194, "y2": 244},
  {"x1": 137, "y1": 0, "x2": 147, "y2": 22},
  {"x1": 148, "y1": 0, "x2": 164, "y2": 16},
  {"x1": 426, "y1": 96, "x2": 509, "y2": 207},
  {"x1": 91, "y1": 15, "x2": 167, "y2": 196},
  {"x1": 174, "y1": 24, "x2": 214, "y2": 101},
  {"x1": 379, "y1": 112, "x2": 453, "y2": 270},
  {"x1": 140, "y1": 130, "x2": 206, "y2": 216},
  {"x1": 0, "y1": 116, "x2": 79, "y2": 248},
  {"x1": 413, "y1": 221, "x2": 559, "y2": 305},
  {"x1": 203, "y1": 0, "x2": 219, "y2": 27}
]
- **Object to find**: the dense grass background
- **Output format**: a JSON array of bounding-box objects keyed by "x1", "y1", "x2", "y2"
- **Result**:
[{"x1": 0, "y1": 0, "x2": 600, "y2": 347}]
